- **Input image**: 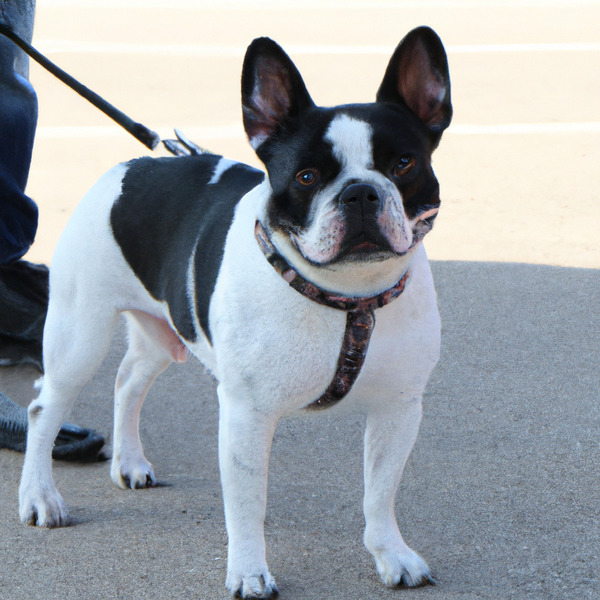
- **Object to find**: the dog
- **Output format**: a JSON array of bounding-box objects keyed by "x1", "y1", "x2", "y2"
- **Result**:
[{"x1": 19, "y1": 26, "x2": 452, "y2": 598}]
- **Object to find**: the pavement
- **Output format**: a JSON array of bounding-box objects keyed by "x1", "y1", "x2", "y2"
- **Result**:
[{"x1": 1, "y1": 1, "x2": 599, "y2": 599}]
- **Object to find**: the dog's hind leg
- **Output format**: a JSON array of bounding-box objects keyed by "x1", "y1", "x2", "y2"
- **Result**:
[
  {"x1": 110, "y1": 310, "x2": 188, "y2": 490},
  {"x1": 362, "y1": 397, "x2": 435, "y2": 588},
  {"x1": 19, "y1": 301, "x2": 120, "y2": 527}
]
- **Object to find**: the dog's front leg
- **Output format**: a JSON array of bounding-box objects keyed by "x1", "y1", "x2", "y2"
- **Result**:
[
  {"x1": 18, "y1": 381, "x2": 71, "y2": 527},
  {"x1": 218, "y1": 385, "x2": 279, "y2": 599},
  {"x1": 363, "y1": 397, "x2": 434, "y2": 588}
]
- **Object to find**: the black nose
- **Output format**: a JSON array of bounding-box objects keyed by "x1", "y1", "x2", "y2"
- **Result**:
[{"x1": 339, "y1": 183, "x2": 381, "y2": 213}]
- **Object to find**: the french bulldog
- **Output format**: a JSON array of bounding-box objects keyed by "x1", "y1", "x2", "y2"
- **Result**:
[{"x1": 19, "y1": 26, "x2": 452, "y2": 598}]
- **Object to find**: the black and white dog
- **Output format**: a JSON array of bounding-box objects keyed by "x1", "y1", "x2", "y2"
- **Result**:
[{"x1": 19, "y1": 27, "x2": 451, "y2": 599}]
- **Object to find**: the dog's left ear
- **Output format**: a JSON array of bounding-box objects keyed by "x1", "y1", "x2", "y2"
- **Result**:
[
  {"x1": 377, "y1": 27, "x2": 452, "y2": 143},
  {"x1": 242, "y1": 37, "x2": 315, "y2": 150}
]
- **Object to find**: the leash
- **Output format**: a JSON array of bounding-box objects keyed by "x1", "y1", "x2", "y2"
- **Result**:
[
  {"x1": 0, "y1": 23, "x2": 160, "y2": 150},
  {"x1": 255, "y1": 221, "x2": 409, "y2": 410}
]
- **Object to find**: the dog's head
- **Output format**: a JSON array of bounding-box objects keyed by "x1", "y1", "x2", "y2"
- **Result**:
[{"x1": 242, "y1": 27, "x2": 451, "y2": 285}]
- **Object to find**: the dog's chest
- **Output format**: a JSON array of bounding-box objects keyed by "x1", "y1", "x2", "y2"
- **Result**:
[
  {"x1": 211, "y1": 276, "x2": 439, "y2": 413},
  {"x1": 210, "y1": 190, "x2": 440, "y2": 413}
]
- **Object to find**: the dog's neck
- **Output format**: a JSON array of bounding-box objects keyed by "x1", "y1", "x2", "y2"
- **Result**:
[{"x1": 257, "y1": 224, "x2": 412, "y2": 298}]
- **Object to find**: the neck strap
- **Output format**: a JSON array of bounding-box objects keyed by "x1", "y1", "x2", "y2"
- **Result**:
[{"x1": 255, "y1": 221, "x2": 409, "y2": 312}]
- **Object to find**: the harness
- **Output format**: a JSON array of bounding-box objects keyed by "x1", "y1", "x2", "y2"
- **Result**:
[{"x1": 255, "y1": 221, "x2": 409, "y2": 410}]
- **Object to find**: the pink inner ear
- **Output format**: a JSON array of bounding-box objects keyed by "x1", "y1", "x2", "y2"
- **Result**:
[
  {"x1": 252, "y1": 74, "x2": 291, "y2": 121},
  {"x1": 247, "y1": 58, "x2": 293, "y2": 141},
  {"x1": 399, "y1": 41, "x2": 447, "y2": 128}
]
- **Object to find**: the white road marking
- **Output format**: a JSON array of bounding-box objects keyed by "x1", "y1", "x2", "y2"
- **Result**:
[
  {"x1": 36, "y1": 41, "x2": 600, "y2": 57},
  {"x1": 38, "y1": 0, "x2": 600, "y2": 8}
]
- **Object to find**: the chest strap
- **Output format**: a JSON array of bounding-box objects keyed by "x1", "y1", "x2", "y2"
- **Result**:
[{"x1": 255, "y1": 221, "x2": 409, "y2": 410}]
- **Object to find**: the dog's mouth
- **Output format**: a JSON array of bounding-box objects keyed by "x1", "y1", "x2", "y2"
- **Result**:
[
  {"x1": 337, "y1": 233, "x2": 397, "y2": 263},
  {"x1": 288, "y1": 220, "x2": 402, "y2": 266},
  {"x1": 348, "y1": 240, "x2": 381, "y2": 253}
]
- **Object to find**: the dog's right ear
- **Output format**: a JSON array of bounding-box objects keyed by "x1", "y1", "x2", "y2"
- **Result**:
[{"x1": 242, "y1": 38, "x2": 315, "y2": 150}]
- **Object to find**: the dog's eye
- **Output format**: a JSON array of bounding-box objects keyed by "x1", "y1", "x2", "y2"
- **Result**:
[
  {"x1": 295, "y1": 169, "x2": 319, "y2": 187},
  {"x1": 393, "y1": 155, "x2": 415, "y2": 177}
]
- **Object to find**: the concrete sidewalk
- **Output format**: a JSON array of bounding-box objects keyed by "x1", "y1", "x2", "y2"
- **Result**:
[{"x1": 1, "y1": 261, "x2": 598, "y2": 599}]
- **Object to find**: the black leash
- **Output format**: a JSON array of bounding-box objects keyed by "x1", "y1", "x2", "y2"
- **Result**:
[{"x1": 0, "y1": 23, "x2": 160, "y2": 150}]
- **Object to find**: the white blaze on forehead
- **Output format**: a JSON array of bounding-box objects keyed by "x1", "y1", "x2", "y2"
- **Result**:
[{"x1": 324, "y1": 114, "x2": 374, "y2": 172}]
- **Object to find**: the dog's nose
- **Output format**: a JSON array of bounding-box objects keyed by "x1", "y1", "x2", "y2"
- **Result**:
[{"x1": 339, "y1": 184, "x2": 381, "y2": 212}]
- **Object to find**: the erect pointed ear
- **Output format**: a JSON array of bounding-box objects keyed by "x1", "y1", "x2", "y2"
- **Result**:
[
  {"x1": 242, "y1": 37, "x2": 315, "y2": 150},
  {"x1": 377, "y1": 27, "x2": 452, "y2": 139}
]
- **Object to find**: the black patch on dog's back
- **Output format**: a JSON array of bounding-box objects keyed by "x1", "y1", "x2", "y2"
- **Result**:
[{"x1": 111, "y1": 155, "x2": 264, "y2": 343}]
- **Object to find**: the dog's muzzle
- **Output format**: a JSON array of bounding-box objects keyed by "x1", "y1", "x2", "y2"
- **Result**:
[{"x1": 338, "y1": 183, "x2": 397, "y2": 256}]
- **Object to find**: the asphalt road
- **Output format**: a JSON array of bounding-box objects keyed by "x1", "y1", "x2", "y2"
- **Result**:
[{"x1": 1, "y1": 1, "x2": 599, "y2": 599}]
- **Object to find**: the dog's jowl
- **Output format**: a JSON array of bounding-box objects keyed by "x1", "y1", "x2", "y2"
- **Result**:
[{"x1": 19, "y1": 26, "x2": 451, "y2": 599}]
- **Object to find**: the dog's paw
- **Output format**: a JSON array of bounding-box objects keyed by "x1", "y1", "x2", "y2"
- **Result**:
[
  {"x1": 110, "y1": 457, "x2": 157, "y2": 490},
  {"x1": 19, "y1": 484, "x2": 70, "y2": 528},
  {"x1": 227, "y1": 571, "x2": 278, "y2": 599},
  {"x1": 371, "y1": 546, "x2": 435, "y2": 588}
]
